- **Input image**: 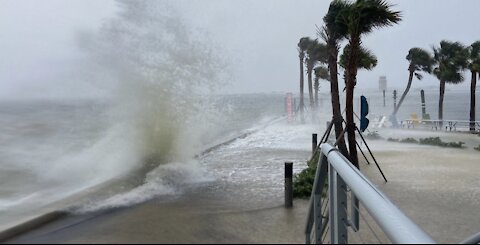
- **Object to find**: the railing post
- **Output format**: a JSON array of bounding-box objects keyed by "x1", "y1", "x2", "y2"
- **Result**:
[
  {"x1": 285, "y1": 162, "x2": 293, "y2": 208},
  {"x1": 329, "y1": 166, "x2": 336, "y2": 244},
  {"x1": 314, "y1": 154, "x2": 328, "y2": 244},
  {"x1": 336, "y1": 176, "x2": 348, "y2": 244},
  {"x1": 330, "y1": 166, "x2": 348, "y2": 244}
]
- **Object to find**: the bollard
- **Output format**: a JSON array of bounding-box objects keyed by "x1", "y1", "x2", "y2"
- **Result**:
[
  {"x1": 420, "y1": 90, "x2": 426, "y2": 118},
  {"x1": 393, "y1": 90, "x2": 397, "y2": 111},
  {"x1": 383, "y1": 90, "x2": 386, "y2": 107},
  {"x1": 285, "y1": 162, "x2": 293, "y2": 208},
  {"x1": 312, "y1": 134, "x2": 318, "y2": 154}
]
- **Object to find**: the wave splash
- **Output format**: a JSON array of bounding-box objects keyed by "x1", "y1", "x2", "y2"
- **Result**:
[{"x1": 69, "y1": 0, "x2": 228, "y2": 210}]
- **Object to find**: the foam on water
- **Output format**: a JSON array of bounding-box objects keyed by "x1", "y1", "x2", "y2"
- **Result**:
[{"x1": 76, "y1": 160, "x2": 214, "y2": 213}]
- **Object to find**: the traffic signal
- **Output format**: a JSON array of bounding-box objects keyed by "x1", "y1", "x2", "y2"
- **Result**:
[{"x1": 360, "y1": 95, "x2": 369, "y2": 132}]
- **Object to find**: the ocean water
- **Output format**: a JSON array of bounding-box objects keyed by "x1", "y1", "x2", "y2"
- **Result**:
[
  {"x1": 1, "y1": 89, "x2": 478, "y2": 227},
  {"x1": 0, "y1": 93, "x2": 286, "y2": 226}
]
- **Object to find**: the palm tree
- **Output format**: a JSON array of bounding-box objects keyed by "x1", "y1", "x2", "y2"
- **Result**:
[
  {"x1": 306, "y1": 40, "x2": 328, "y2": 110},
  {"x1": 314, "y1": 66, "x2": 329, "y2": 108},
  {"x1": 467, "y1": 41, "x2": 480, "y2": 132},
  {"x1": 305, "y1": 39, "x2": 327, "y2": 108},
  {"x1": 321, "y1": 0, "x2": 351, "y2": 158},
  {"x1": 339, "y1": 44, "x2": 378, "y2": 89},
  {"x1": 433, "y1": 41, "x2": 469, "y2": 127},
  {"x1": 393, "y1": 48, "x2": 434, "y2": 116},
  {"x1": 338, "y1": 0, "x2": 401, "y2": 167},
  {"x1": 298, "y1": 37, "x2": 312, "y2": 123}
]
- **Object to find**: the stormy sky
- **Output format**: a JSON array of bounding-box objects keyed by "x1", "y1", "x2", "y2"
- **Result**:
[{"x1": 0, "y1": 0, "x2": 479, "y2": 99}]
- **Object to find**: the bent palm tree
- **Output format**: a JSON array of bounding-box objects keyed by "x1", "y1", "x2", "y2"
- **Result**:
[
  {"x1": 338, "y1": 0, "x2": 401, "y2": 167},
  {"x1": 306, "y1": 40, "x2": 328, "y2": 110},
  {"x1": 298, "y1": 37, "x2": 312, "y2": 123},
  {"x1": 433, "y1": 41, "x2": 469, "y2": 127},
  {"x1": 468, "y1": 41, "x2": 480, "y2": 132},
  {"x1": 314, "y1": 66, "x2": 329, "y2": 108},
  {"x1": 393, "y1": 48, "x2": 434, "y2": 116},
  {"x1": 321, "y1": 0, "x2": 351, "y2": 158}
]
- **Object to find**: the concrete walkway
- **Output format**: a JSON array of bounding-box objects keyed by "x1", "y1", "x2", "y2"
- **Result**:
[{"x1": 6, "y1": 128, "x2": 480, "y2": 244}]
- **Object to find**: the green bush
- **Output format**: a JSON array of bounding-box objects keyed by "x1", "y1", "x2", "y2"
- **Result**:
[
  {"x1": 293, "y1": 152, "x2": 324, "y2": 198},
  {"x1": 418, "y1": 137, "x2": 465, "y2": 148},
  {"x1": 387, "y1": 137, "x2": 399, "y2": 142},
  {"x1": 400, "y1": 137, "x2": 418, "y2": 143},
  {"x1": 365, "y1": 131, "x2": 382, "y2": 140},
  {"x1": 474, "y1": 145, "x2": 480, "y2": 151},
  {"x1": 387, "y1": 136, "x2": 465, "y2": 148}
]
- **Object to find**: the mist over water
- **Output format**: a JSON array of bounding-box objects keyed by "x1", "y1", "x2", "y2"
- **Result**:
[{"x1": 0, "y1": 0, "x2": 235, "y2": 223}]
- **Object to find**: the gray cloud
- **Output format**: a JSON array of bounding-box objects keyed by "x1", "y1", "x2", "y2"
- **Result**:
[{"x1": 0, "y1": 0, "x2": 479, "y2": 98}]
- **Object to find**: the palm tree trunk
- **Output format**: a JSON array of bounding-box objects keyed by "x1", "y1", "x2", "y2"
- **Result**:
[
  {"x1": 314, "y1": 78, "x2": 319, "y2": 109},
  {"x1": 345, "y1": 38, "x2": 360, "y2": 169},
  {"x1": 470, "y1": 71, "x2": 477, "y2": 132},
  {"x1": 308, "y1": 65, "x2": 314, "y2": 109},
  {"x1": 439, "y1": 80, "x2": 445, "y2": 127},
  {"x1": 327, "y1": 41, "x2": 349, "y2": 157},
  {"x1": 299, "y1": 53, "x2": 305, "y2": 123},
  {"x1": 393, "y1": 70, "x2": 414, "y2": 115}
]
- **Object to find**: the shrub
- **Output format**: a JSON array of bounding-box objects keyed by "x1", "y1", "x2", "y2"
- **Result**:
[
  {"x1": 400, "y1": 137, "x2": 418, "y2": 143},
  {"x1": 293, "y1": 152, "x2": 326, "y2": 198},
  {"x1": 388, "y1": 136, "x2": 465, "y2": 148},
  {"x1": 474, "y1": 145, "x2": 480, "y2": 151},
  {"x1": 365, "y1": 131, "x2": 382, "y2": 140},
  {"x1": 418, "y1": 137, "x2": 465, "y2": 148},
  {"x1": 387, "y1": 138, "x2": 399, "y2": 142}
]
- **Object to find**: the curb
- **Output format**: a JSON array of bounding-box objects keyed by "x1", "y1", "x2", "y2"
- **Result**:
[{"x1": 0, "y1": 211, "x2": 68, "y2": 243}]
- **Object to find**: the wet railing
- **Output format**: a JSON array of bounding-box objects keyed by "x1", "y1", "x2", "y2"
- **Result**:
[{"x1": 304, "y1": 143, "x2": 436, "y2": 244}]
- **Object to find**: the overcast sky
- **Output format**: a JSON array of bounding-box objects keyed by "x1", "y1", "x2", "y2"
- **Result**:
[{"x1": 1, "y1": 0, "x2": 479, "y2": 99}]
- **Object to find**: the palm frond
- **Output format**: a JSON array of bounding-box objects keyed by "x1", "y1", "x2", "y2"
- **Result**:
[
  {"x1": 306, "y1": 40, "x2": 329, "y2": 66},
  {"x1": 406, "y1": 47, "x2": 435, "y2": 73},
  {"x1": 414, "y1": 72, "x2": 423, "y2": 80},
  {"x1": 298, "y1": 37, "x2": 312, "y2": 52},
  {"x1": 314, "y1": 66, "x2": 330, "y2": 81},
  {"x1": 432, "y1": 40, "x2": 468, "y2": 84},
  {"x1": 339, "y1": 44, "x2": 377, "y2": 70},
  {"x1": 468, "y1": 41, "x2": 480, "y2": 72},
  {"x1": 323, "y1": 0, "x2": 351, "y2": 41},
  {"x1": 336, "y1": 0, "x2": 402, "y2": 38}
]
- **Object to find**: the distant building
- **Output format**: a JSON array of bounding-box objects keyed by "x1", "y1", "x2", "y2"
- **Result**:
[{"x1": 379, "y1": 76, "x2": 387, "y2": 91}]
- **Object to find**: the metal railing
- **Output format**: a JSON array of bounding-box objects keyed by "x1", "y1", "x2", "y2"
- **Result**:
[
  {"x1": 400, "y1": 119, "x2": 480, "y2": 131},
  {"x1": 304, "y1": 143, "x2": 436, "y2": 244}
]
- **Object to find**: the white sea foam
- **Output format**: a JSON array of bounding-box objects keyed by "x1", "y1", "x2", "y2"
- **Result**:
[{"x1": 76, "y1": 160, "x2": 214, "y2": 213}]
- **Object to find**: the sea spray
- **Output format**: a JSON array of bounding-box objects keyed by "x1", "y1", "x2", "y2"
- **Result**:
[{"x1": 71, "y1": 0, "x2": 228, "y2": 210}]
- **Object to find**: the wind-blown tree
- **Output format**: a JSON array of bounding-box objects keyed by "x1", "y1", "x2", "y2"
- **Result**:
[
  {"x1": 339, "y1": 44, "x2": 378, "y2": 90},
  {"x1": 338, "y1": 0, "x2": 401, "y2": 167},
  {"x1": 321, "y1": 0, "x2": 351, "y2": 158},
  {"x1": 433, "y1": 41, "x2": 469, "y2": 126},
  {"x1": 306, "y1": 40, "x2": 328, "y2": 110},
  {"x1": 393, "y1": 48, "x2": 435, "y2": 116},
  {"x1": 298, "y1": 37, "x2": 312, "y2": 123},
  {"x1": 314, "y1": 66, "x2": 329, "y2": 108},
  {"x1": 467, "y1": 41, "x2": 480, "y2": 132}
]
